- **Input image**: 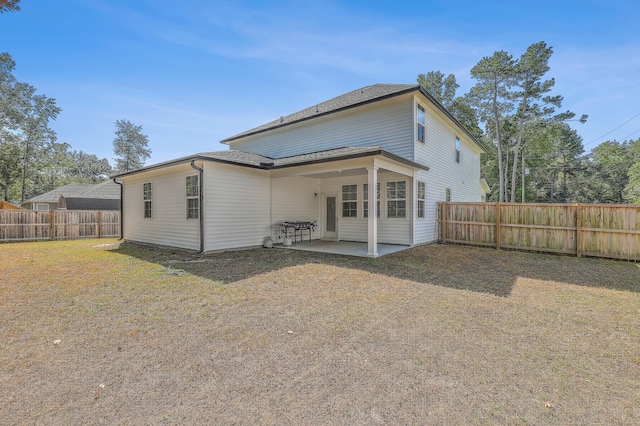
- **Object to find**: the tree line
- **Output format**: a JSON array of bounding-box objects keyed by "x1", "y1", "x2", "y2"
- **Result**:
[
  {"x1": 2, "y1": 5, "x2": 151, "y2": 202},
  {"x1": 418, "y1": 41, "x2": 640, "y2": 204},
  {"x1": 0, "y1": 54, "x2": 150, "y2": 203}
]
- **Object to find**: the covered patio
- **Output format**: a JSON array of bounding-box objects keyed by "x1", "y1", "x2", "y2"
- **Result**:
[{"x1": 268, "y1": 147, "x2": 429, "y2": 258}]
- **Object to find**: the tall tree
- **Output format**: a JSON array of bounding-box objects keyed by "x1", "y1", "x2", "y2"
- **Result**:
[
  {"x1": 113, "y1": 119, "x2": 151, "y2": 172},
  {"x1": 15, "y1": 84, "x2": 62, "y2": 201},
  {"x1": 1, "y1": 52, "x2": 61, "y2": 202},
  {"x1": 508, "y1": 42, "x2": 586, "y2": 202},
  {"x1": 0, "y1": 0, "x2": 20, "y2": 13},
  {"x1": 67, "y1": 150, "x2": 113, "y2": 182},
  {"x1": 469, "y1": 50, "x2": 516, "y2": 202}
]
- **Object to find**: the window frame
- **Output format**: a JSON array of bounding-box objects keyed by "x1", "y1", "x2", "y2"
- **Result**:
[
  {"x1": 363, "y1": 182, "x2": 380, "y2": 218},
  {"x1": 386, "y1": 180, "x2": 407, "y2": 219},
  {"x1": 416, "y1": 104, "x2": 426, "y2": 143},
  {"x1": 446, "y1": 188, "x2": 451, "y2": 202},
  {"x1": 186, "y1": 174, "x2": 199, "y2": 220},
  {"x1": 143, "y1": 182, "x2": 152, "y2": 219},
  {"x1": 341, "y1": 184, "x2": 358, "y2": 218},
  {"x1": 455, "y1": 137, "x2": 461, "y2": 163},
  {"x1": 417, "y1": 181, "x2": 426, "y2": 219}
]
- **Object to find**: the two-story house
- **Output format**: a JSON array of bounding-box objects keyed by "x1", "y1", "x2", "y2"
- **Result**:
[{"x1": 112, "y1": 84, "x2": 489, "y2": 257}]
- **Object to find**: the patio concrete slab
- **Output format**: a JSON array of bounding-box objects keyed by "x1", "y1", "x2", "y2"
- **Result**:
[{"x1": 276, "y1": 240, "x2": 410, "y2": 257}]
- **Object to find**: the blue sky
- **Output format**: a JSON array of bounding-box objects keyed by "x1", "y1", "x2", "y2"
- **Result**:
[{"x1": 2, "y1": 0, "x2": 639, "y2": 165}]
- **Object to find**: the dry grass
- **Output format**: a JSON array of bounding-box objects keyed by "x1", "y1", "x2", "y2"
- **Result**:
[{"x1": 1, "y1": 239, "x2": 639, "y2": 424}]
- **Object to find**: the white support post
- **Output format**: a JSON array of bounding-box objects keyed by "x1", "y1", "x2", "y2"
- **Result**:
[{"x1": 367, "y1": 166, "x2": 379, "y2": 258}]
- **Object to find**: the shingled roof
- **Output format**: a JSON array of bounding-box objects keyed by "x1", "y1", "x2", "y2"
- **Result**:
[
  {"x1": 200, "y1": 146, "x2": 428, "y2": 170},
  {"x1": 221, "y1": 84, "x2": 418, "y2": 143},
  {"x1": 24, "y1": 181, "x2": 121, "y2": 203},
  {"x1": 111, "y1": 146, "x2": 429, "y2": 179}
]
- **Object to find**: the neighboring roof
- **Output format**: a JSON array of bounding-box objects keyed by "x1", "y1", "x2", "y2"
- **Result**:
[
  {"x1": 221, "y1": 84, "x2": 417, "y2": 143},
  {"x1": 60, "y1": 197, "x2": 120, "y2": 211},
  {"x1": 0, "y1": 200, "x2": 24, "y2": 210},
  {"x1": 220, "y1": 83, "x2": 484, "y2": 152},
  {"x1": 23, "y1": 181, "x2": 121, "y2": 204},
  {"x1": 111, "y1": 146, "x2": 429, "y2": 179}
]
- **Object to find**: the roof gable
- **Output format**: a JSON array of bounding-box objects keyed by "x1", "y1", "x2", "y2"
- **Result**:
[
  {"x1": 221, "y1": 84, "x2": 417, "y2": 143},
  {"x1": 221, "y1": 83, "x2": 484, "y2": 152}
]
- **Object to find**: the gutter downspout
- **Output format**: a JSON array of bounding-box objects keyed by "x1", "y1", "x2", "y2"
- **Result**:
[
  {"x1": 112, "y1": 178, "x2": 124, "y2": 241},
  {"x1": 190, "y1": 160, "x2": 204, "y2": 253}
]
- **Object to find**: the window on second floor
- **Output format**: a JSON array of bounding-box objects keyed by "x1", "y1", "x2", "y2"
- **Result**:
[
  {"x1": 417, "y1": 104, "x2": 426, "y2": 143},
  {"x1": 387, "y1": 181, "x2": 406, "y2": 218},
  {"x1": 455, "y1": 137, "x2": 461, "y2": 163},
  {"x1": 342, "y1": 184, "x2": 358, "y2": 218},
  {"x1": 143, "y1": 182, "x2": 152, "y2": 218}
]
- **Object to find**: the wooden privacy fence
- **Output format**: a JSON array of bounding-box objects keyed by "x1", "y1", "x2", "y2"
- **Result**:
[
  {"x1": 0, "y1": 210, "x2": 120, "y2": 242},
  {"x1": 438, "y1": 202, "x2": 640, "y2": 261}
]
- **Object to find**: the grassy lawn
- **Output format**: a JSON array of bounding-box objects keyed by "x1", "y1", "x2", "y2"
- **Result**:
[{"x1": 1, "y1": 239, "x2": 639, "y2": 424}]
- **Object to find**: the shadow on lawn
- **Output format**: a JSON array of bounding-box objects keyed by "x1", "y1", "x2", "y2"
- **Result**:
[{"x1": 114, "y1": 242, "x2": 640, "y2": 297}]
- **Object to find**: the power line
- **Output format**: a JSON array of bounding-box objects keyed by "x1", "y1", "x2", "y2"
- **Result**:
[
  {"x1": 618, "y1": 128, "x2": 640, "y2": 142},
  {"x1": 584, "y1": 112, "x2": 640, "y2": 148}
]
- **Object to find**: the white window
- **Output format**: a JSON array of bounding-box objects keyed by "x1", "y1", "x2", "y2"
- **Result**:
[
  {"x1": 143, "y1": 182, "x2": 152, "y2": 218},
  {"x1": 186, "y1": 175, "x2": 199, "y2": 219},
  {"x1": 35, "y1": 203, "x2": 50, "y2": 211},
  {"x1": 363, "y1": 183, "x2": 380, "y2": 218},
  {"x1": 455, "y1": 137, "x2": 460, "y2": 163},
  {"x1": 446, "y1": 188, "x2": 451, "y2": 202},
  {"x1": 417, "y1": 181, "x2": 426, "y2": 219},
  {"x1": 417, "y1": 104, "x2": 426, "y2": 143},
  {"x1": 342, "y1": 184, "x2": 357, "y2": 218},
  {"x1": 386, "y1": 181, "x2": 406, "y2": 218}
]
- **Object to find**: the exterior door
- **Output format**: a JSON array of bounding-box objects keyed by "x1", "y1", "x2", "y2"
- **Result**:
[{"x1": 323, "y1": 194, "x2": 338, "y2": 239}]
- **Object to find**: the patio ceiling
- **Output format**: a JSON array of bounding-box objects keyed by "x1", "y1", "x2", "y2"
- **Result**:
[{"x1": 300, "y1": 168, "x2": 394, "y2": 180}]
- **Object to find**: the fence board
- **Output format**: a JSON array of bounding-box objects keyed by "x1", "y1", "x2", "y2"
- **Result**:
[
  {"x1": 0, "y1": 210, "x2": 120, "y2": 242},
  {"x1": 438, "y1": 202, "x2": 640, "y2": 261}
]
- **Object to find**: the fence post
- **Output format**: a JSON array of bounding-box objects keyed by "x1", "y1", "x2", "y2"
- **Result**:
[
  {"x1": 442, "y1": 202, "x2": 448, "y2": 244},
  {"x1": 575, "y1": 203, "x2": 582, "y2": 258},
  {"x1": 495, "y1": 203, "x2": 501, "y2": 250},
  {"x1": 98, "y1": 211, "x2": 103, "y2": 239},
  {"x1": 50, "y1": 210, "x2": 55, "y2": 241}
]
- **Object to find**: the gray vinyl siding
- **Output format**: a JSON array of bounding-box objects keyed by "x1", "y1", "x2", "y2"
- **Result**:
[
  {"x1": 121, "y1": 164, "x2": 199, "y2": 250},
  {"x1": 270, "y1": 176, "x2": 321, "y2": 243},
  {"x1": 320, "y1": 172, "x2": 411, "y2": 245},
  {"x1": 413, "y1": 96, "x2": 484, "y2": 244},
  {"x1": 203, "y1": 162, "x2": 271, "y2": 251},
  {"x1": 228, "y1": 96, "x2": 415, "y2": 160}
]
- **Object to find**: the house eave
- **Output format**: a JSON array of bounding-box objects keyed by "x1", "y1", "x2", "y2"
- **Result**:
[{"x1": 110, "y1": 149, "x2": 429, "y2": 180}]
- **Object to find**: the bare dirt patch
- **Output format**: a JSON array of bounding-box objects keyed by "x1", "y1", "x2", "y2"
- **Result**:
[{"x1": 1, "y1": 239, "x2": 639, "y2": 424}]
